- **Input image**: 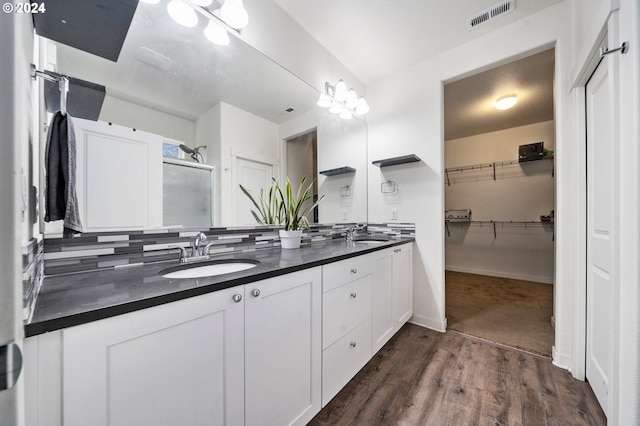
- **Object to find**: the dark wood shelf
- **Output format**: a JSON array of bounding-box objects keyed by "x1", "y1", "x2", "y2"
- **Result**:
[
  {"x1": 372, "y1": 154, "x2": 421, "y2": 167},
  {"x1": 319, "y1": 166, "x2": 356, "y2": 176}
]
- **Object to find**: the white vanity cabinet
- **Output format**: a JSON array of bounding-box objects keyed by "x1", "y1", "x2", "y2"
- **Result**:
[
  {"x1": 322, "y1": 242, "x2": 414, "y2": 406},
  {"x1": 244, "y1": 267, "x2": 322, "y2": 426},
  {"x1": 321, "y1": 256, "x2": 374, "y2": 406},
  {"x1": 392, "y1": 243, "x2": 413, "y2": 329},
  {"x1": 24, "y1": 243, "x2": 411, "y2": 426},
  {"x1": 62, "y1": 285, "x2": 245, "y2": 426}
]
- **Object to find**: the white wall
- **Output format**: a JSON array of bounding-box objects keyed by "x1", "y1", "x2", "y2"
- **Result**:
[
  {"x1": 445, "y1": 121, "x2": 555, "y2": 284},
  {"x1": 242, "y1": 0, "x2": 365, "y2": 96},
  {"x1": 367, "y1": 2, "x2": 574, "y2": 344},
  {"x1": 100, "y1": 95, "x2": 195, "y2": 145}
]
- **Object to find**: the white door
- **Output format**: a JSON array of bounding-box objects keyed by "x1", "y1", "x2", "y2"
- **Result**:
[
  {"x1": 235, "y1": 158, "x2": 273, "y2": 226},
  {"x1": 586, "y1": 55, "x2": 614, "y2": 417}
]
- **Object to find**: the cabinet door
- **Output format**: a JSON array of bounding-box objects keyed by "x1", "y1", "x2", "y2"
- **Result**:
[
  {"x1": 62, "y1": 287, "x2": 245, "y2": 426},
  {"x1": 393, "y1": 243, "x2": 413, "y2": 328},
  {"x1": 372, "y1": 252, "x2": 394, "y2": 353},
  {"x1": 245, "y1": 267, "x2": 322, "y2": 426}
]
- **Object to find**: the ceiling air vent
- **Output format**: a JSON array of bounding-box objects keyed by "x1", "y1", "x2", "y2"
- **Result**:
[{"x1": 466, "y1": 0, "x2": 514, "y2": 30}]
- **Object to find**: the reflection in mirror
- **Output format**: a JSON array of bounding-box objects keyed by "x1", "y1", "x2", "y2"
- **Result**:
[{"x1": 37, "y1": 1, "x2": 367, "y2": 232}]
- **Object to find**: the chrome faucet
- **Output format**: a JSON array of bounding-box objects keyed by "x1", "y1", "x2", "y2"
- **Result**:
[
  {"x1": 175, "y1": 232, "x2": 212, "y2": 264},
  {"x1": 346, "y1": 224, "x2": 367, "y2": 241},
  {"x1": 192, "y1": 232, "x2": 208, "y2": 256}
]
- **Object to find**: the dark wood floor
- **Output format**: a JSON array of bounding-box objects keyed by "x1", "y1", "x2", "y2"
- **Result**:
[{"x1": 309, "y1": 324, "x2": 605, "y2": 426}]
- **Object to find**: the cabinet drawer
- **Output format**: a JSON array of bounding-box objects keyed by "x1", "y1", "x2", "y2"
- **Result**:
[
  {"x1": 322, "y1": 317, "x2": 372, "y2": 407},
  {"x1": 323, "y1": 255, "x2": 373, "y2": 293},
  {"x1": 323, "y1": 275, "x2": 372, "y2": 349}
]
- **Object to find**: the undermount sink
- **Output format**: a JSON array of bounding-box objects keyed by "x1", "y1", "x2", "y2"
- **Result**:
[
  {"x1": 161, "y1": 260, "x2": 259, "y2": 279},
  {"x1": 352, "y1": 238, "x2": 389, "y2": 244}
]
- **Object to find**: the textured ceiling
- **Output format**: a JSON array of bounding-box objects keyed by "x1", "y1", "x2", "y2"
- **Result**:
[
  {"x1": 444, "y1": 48, "x2": 555, "y2": 140},
  {"x1": 274, "y1": 0, "x2": 563, "y2": 84}
]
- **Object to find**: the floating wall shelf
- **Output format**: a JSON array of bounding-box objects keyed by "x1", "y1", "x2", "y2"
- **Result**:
[
  {"x1": 319, "y1": 166, "x2": 356, "y2": 176},
  {"x1": 372, "y1": 154, "x2": 421, "y2": 168}
]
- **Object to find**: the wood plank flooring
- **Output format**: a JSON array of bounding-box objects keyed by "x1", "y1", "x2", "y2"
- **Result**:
[{"x1": 309, "y1": 324, "x2": 605, "y2": 426}]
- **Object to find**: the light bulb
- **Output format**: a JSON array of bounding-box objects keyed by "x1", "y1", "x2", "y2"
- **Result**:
[
  {"x1": 329, "y1": 101, "x2": 342, "y2": 114},
  {"x1": 191, "y1": 0, "x2": 213, "y2": 5},
  {"x1": 317, "y1": 93, "x2": 332, "y2": 108},
  {"x1": 167, "y1": 0, "x2": 198, "y2": 27},
  {"x1": 345, "y1": 89, "x2": 358, "y2": 109},
  {"x1": 204, "y1": 21, "x2": 230, "y2": 46},
  {"x1": 334, "y1": 80, "x2": 347, "y2": 102},
  {"x1": 355, "y1": 97, "x2": 370, "y2": 115},
  {"x1": 495, "y1": 94, "x2": 518, "y2": 110},
  {"x1": 221, "y1": 0, "x2": 249, "y2": 29},
  {"x1": 339, "y1": 109, "x2": 353, "y2": 120}
]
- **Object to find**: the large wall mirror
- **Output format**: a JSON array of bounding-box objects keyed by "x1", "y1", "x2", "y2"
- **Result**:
[{"x1": 36, "y1": 0, "x2": 367, "y2": 233}]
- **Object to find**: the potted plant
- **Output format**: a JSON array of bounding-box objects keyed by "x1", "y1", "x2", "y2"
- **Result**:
[
  {"x1": 239, "y1": 178, "x2": 282, "y2": 225},
  {"x1": 239, "y1": 176, "x2": 324, "y2": 249},
  {"x1": 276, "y1": 176, "x2": 324, "y2": 249}
]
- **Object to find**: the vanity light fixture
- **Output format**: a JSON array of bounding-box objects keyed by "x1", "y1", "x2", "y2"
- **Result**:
[
  {"x1": 151, "y1": 0, "x2": 249, "y2": 46},
  {"x1": 317, "y1": 80, "x2": 370, "y2": 119},
  {"x1": 221, "y1": 0, "x2": 249, "y2": 30},
  {"x1": 167, "y1": 0, "x2": 198, "y2": 27},
  {"x1": 495, "y1": 94, "x2": 518, "y2": 110},
  {"x1": 204, "y1": 21, "x2": 230, "y2": 46}
]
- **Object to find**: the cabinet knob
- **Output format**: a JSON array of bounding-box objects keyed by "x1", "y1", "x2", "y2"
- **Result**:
[
  {"x1": 350, "y1": 268, "x2": 358, "y2": 274},
  {"x1": 252, "y1": 289, "x2": 261, "y2": 297},
  {"x1": 350, "y1": 342, "x2": 357, "y2": 348},
  {"x1": 350, "y1": 292, "x2": 357, "y2": 298},
  {"x1": 232, "y1": 294, "x2": 242, "y2": 303}
]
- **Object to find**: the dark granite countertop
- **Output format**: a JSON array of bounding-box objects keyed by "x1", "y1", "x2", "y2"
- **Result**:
[{"x1": 26, "y1": 238, "x2": 413, "y2": 337}]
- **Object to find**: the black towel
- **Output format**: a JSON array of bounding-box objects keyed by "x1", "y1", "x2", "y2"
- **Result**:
[{"x1": 44, "y1": 111, "x2": 82, "y2": 236}]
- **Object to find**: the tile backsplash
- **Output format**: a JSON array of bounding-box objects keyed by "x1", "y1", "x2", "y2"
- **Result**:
[
  {"x1": 42, "y1": 223, "x2": 415, "y2": 276},
  {"x1": 23, "y1": 236, "x2": 44, "y2": 321}
]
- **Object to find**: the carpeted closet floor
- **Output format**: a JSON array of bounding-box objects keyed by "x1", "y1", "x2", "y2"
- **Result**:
[{"x1": 445, "y1": 271, "x2": 554, "y2": 357}]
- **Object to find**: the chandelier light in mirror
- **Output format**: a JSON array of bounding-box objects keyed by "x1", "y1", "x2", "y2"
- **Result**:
[
  {"x1": 317, "y1": 80, "x2": 369, "y2": 119},
  {"x1": 151, "y1": 0, "x2": 249, "y2": 46},
  {"x1": 495, "y1": 94, "x2": 518, "y2": 110}
]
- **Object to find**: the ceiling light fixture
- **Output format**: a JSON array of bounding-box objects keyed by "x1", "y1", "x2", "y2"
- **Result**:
[
  {"x1": 317, "y1": 80, "x2": 369, "y2": 119},
  {"x1": 495, "y1": 94, "x2": 518, "y2": 110}
]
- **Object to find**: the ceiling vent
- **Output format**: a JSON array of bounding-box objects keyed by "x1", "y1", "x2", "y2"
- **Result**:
[{"x1": 466, "y1": 0, "x2": 514, "y2": 30}]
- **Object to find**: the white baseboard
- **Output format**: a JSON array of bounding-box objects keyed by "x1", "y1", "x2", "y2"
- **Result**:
[
  {"x1": 445, "y1": 265, "x2": 553, "y2": 284},
  {"x1": 409, "y1": 314, "x2": 447, "y2": 332},
  {"x1": 552, "y1": 346, "x2": 571, "y2": 371}
]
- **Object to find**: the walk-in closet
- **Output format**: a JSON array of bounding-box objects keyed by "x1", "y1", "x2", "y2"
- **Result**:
[{"x1": 444, "y1": 48, "x2": 556, "y2": 357}]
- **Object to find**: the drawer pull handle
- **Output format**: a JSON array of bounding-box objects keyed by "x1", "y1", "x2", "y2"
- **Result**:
[
  {"x1": 232, "y1": 294, "x2": 242, "y2": 303},
  {"x1": 350, "y1": 268, "x2": 358, "y2": 274},
  {"x1": 350, "y1": 341, "x2": 357, "y2": 348},
  {"x1": 251, "y1": 289, "x2": 261, "y2": 297},
  {"x1": 350, "y1": 292, "x2": 357, "y2": 298}
]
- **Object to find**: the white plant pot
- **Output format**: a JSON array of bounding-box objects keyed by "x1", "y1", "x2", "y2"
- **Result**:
[{"x1": 279, "y1": 229, "x2": 303, "y2": 249}]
